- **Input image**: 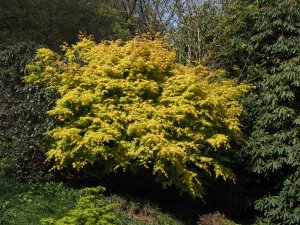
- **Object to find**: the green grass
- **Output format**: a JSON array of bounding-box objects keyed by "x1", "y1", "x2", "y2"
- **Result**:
[
  {"x1": 0, "y1": 180, "x2": 79, "y2": 225},
  {"x1": 0, "y1": 179, "x2": 181, "y2": 225}
]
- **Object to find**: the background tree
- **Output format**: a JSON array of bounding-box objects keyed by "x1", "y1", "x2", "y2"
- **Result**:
[
  {"x1": 246, "y1": 1, "x2": 300, "y2": 224},
  {"x1": 118, "y1": 0, "x2": 226, "y2": 64},
  {"x1": 0, "y1": 0, "x2": 131, "y2": 49},
  {"x1": 208, "y1": 0, "x2": 300, "y2": 224},
  {"x1": 118, "y1": 0, "x2": 176, "y2": 35},
  {"x1": 169, "y1": 0, "x2": 223, "y2": 64}
]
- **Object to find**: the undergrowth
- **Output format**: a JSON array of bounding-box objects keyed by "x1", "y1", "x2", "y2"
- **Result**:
[{"x1": 0, "y1": 179, "x2": 181, "y2": 225}]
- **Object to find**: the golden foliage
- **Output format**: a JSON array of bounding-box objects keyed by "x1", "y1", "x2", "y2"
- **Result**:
[{"x1": 25, "y1": 36, "x2": 248, "y2": 198}]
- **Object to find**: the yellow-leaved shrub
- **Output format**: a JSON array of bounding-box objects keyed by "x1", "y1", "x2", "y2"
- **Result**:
[{"x1": 25, "y1": 35, "x2": 248, "y2": 198}]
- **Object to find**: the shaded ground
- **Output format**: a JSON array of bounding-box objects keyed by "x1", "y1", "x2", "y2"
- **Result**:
[{"x1": 61, "y1": 171, "x2": 256, "y2": 225}]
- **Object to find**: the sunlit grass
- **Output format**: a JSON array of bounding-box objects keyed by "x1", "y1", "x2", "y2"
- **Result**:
[{"x1": 0, "y1": 179, "x2": 181, "y2": 225}]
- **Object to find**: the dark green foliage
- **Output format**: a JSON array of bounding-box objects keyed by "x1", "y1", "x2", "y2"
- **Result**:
[
  {"x1": 210, "y1": 0, "x2": 300, "y2": 224},
  {"x1": 206, "y1": 0, "x2": 257, "y2": 80},
  {"x1": 0, "y1": 0, "x2": 130, "y2": 49},
  {"x1": 245, "y1": 1, "x2": 300, "y2": 224},
  {"x1": 0, "y1": 42, "x2": 57, "y2": 181}
]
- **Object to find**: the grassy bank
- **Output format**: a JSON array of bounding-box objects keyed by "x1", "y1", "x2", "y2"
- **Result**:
[{"x1": 0, "y1": 179, "x2": 181, "y2": 225}]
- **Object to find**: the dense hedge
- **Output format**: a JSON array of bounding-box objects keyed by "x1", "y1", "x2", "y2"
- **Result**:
[{"x1": 0, "y1": 42, "x2": 57, "y2": 181}]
